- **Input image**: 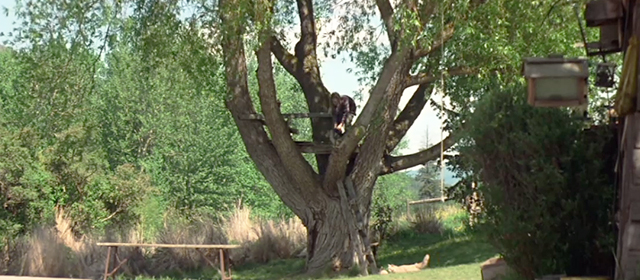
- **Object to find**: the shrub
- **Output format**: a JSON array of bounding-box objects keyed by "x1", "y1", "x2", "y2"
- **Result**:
[
  {"x1": 410, "y1": 206, "x2": 444, "y2": 234},
  {"x1": 457, "y1": 82, "x2": 616, "y2": 279},
  {"x1": 371, "y1": 205, "x2": 393, "y2": 244}
]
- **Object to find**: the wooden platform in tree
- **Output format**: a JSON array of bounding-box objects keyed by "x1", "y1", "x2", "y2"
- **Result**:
[
  {"x1": 239, "y1": 112, "x2": 332, "y2": 121},
  {"x1": 293, "y1": 141, "x2": 334, "y2": 154}
]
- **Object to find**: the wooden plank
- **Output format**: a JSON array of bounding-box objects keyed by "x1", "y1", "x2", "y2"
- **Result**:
[
  {"x1": 294, "y1": 141, "x2": 334, "y2": 154},
  {"x1": 408, "y1": 197, "x2": 451, "y2": 205},
  {"x1": 95, "y1": 243, "x2": 242, "y2": 249},
  {"x1": 292, "y1": 141, "x2": 360, "y2": 154}
]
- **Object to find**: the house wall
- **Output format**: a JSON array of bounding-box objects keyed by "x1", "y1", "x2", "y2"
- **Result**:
[
  {"x1": 615, "y1": 1, "x2": 640, "y2": 279},
  {"x1": 617, "y1": 113, "x2": 640, "y2": 280}
]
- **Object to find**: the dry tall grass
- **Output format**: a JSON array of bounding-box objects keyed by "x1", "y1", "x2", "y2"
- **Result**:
[
  {"x1": 221, "y1": 205, "x2": 306, "y2": 264},
  {"x1": 248, "y1": 218, "x2": 306, "y2": 263},
  {"x1": 3, "y1": 207, "x2": 108, "y2": 279},
  {"x1": 151, "y1": 216, "x2": 228, "y2": 275},
  {"x1": 2, "y1": 204, "x2": 308, "y2": 279},
  {"x1": 223, "y1": 206, "x2": 259, "y2": 244},
  {"x1": 17, "y1": 227, "x2": 77, "y2": 277}
]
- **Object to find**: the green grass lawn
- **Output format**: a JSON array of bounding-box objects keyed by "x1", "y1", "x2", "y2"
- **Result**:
[
  {"x1": 229, "y1": 260, "x2": 485, "y2": 280},
  {"x1": 223, "y1": 230, "x2": 496, "y2": 280}
]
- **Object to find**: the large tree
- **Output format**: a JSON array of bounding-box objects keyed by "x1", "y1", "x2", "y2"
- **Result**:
[
  {"x1": 216, "y1": 0, "x2": 481, "y2": 274},
  {"x1": 215, "y1": 0, "x2": 594, "y2": 274}
]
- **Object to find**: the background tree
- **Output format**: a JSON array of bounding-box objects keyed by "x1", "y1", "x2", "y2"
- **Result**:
[{"x1": 413, "y1": 162, "x2": 440, "y2": 199}]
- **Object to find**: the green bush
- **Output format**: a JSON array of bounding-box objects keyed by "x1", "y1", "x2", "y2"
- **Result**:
[
  {"x1": 457, "y1": 82, "x2": 616, "y2": 279},
  {"x1": 370, "y1": 172, "x2": 417, "y2": 242}
]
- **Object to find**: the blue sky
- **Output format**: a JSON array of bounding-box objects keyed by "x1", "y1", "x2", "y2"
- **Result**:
[
  {"x1": 0, "y1": 0, "x2": 449, "y2": 166},
  {"x1": 0, "y1": 0, "x2": 15, "y2": 38}
]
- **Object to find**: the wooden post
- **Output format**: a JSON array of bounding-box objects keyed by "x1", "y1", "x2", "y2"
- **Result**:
[
  {"x1": 406, "y1": 199, "x2": 411, "y2": 218},
  {"x1": 219, "y1": 249, "x2": 227, "y2": 280}
]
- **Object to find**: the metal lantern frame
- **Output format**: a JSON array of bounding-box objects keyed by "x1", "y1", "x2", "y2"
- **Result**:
[{"x1": 595, "y1": 62, "x2": 617, "y2": 88}]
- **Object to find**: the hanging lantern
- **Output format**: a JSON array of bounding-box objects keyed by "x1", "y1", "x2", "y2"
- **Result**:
[
  {"x1": 522, "y1": 55, "x2": 589, "y2": 107},
  {"x1": 595, "y1": 62, "x2": 616, "y2": 88}
]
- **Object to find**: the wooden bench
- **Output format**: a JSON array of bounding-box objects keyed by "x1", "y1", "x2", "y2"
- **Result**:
[{"x1": 96, "y1": 243, "x2": 242, "y2": 280}]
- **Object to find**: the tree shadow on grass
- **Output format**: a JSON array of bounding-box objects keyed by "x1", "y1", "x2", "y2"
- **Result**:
[{"x1": 377, "y1": 231, "x2": 497, "y2": 269}]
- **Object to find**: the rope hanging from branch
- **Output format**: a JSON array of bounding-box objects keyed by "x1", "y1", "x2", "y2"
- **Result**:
[{"x1": 439, "y1": 3, "x2": 446, "y2": 202}]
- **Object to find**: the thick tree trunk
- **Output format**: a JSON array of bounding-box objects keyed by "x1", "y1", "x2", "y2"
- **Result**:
[
  {"x1": 301, "y1": 178, "x2": 378, "y2": 276},
  {"x1": 304, "y1": 190, "x2": 376, "y2": 276}
]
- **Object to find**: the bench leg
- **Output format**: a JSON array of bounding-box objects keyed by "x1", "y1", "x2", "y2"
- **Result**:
[
  {"x1": 103, "y1": 246, "x2": 112, "y2": 280},
  {"x1": 102, "y1": 246, "x2": 128, "y2": 280}
]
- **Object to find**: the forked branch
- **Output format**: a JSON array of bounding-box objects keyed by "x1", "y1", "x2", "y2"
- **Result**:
[
  {"x1": 322, "y1": 50, "x2": 410, "y2": 190},
  {"x1": 271, "y1": 0, "x2": 335, "y2": 177},
  {"x1": 219, "y1": 0, "x2": 312, "y2": 220},
  {"x1": 381, "y1": 132, "x2": 458, "y2": 175}
]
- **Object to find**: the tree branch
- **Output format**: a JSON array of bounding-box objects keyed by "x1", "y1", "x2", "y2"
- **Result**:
[
  {"x1": 405, "y1": 66, "x2": 477, "y2": 88},
  {"x1": 255, "y1": 37, "x2": 320, "y2": 188},
  {"x1": 270, "y1": 0, "x2": 334, "y2": 176},
  {"x1": 219, "y1": 0, "x2": 314, "y2": 222},
  {"x1": 376, "y1": 0, "x2": 395, "y2": 46},
  {"x1": 380, "y1": 132, "x2": 458, "y2": 175},
  {"x1": 271, "y1": 36, "x2": 299, "y2": 77},
  {"x1": 295, "y1": 0, "x2": 318, "y2": 60},
  {"x1": 385, "y1": 82, "x2": 434, "y2": 153},
  {"x1": 414, "y1": 22, "x2": 455, "y2": 58},
  {"x1": 385, "y1": 67, "x2": 473, "y2": 155}
]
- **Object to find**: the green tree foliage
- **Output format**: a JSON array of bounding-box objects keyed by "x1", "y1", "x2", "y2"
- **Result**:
[
  {"x1": 0, "y1": 0, "x2": 310, "y2": 247},
  {"x1": 0, "y1": 22, "x2": 154, "y2": 237},
  {"x1": 457, "y1": 80, "x2": 616, "y2": 279},
  {"x1": 0, "y1": 127, "x2": 55, "y2": 246},
  {"x1": 372, "y1": 171, "x2": 416, "y2": 216}
]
